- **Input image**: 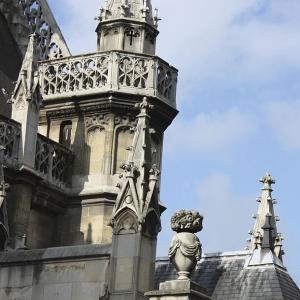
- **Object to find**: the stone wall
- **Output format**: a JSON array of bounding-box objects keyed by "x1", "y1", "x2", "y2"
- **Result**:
[{"x1": 0, "y1": 244, "x2": 111, "y2": 300}]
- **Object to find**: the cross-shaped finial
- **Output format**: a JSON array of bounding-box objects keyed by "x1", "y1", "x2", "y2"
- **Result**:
[{"x1": 260, "y1": 173, "x2": 275, "y2": 190}]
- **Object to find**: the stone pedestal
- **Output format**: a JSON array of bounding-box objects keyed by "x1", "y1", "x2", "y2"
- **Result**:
[{"x1": 145, "y1": 280, "x2": 211, "y2": 300}]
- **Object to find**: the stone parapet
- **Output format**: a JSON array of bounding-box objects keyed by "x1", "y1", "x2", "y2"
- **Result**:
[
  {"x1": 39, "y1": 51, "x2": 177, "y2": 108},
  {"x1": 35, "y1": 133, "x2": 74, "y2": 188}
]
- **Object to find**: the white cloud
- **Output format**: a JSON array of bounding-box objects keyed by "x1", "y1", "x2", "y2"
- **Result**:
[
  {"x1": 165, "y1": 108, "x2": 254, "y2": 154},
  {"x1": 264, "y1": 100, "x2": 300, "y2": 150},
  {"x1": 197, "y1": 173, "x2": 254, "y2": 252}
]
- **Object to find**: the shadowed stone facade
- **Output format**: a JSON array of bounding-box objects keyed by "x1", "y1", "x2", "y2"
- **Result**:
[{"x1": 0, "y1": 0, "x2": 299, "y2": 299}]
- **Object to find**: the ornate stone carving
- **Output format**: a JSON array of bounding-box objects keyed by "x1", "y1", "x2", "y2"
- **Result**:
[
  {"x1": 85, "y1": 114, "x2": 110, "y2": 129},
  {"x1": 169, "y1": 210, "x2": 203, "y2": 280},
  {"x1": 157, "y1": 65, "x2": 173, "y2": 99},
  {"x1": 42, "y1": 54, "x2": 110, "y2": 96},
  {"x1": 39, "y1": 52, "x2": 177, "y2": 107},
  {"x1": 119, "y1": 55, "x2": 150, "y2": 88},
  {"x1": 100, "y1": 0, "x2": 155, "y2": 25}
]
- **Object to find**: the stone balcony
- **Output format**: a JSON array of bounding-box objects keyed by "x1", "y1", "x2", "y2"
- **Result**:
[
  {"x1": 39, "y1": 51, "x2": 178, "y2": 108},
  {"x1": 0, "y1": 115, "x2": 73, "y2": 189}
]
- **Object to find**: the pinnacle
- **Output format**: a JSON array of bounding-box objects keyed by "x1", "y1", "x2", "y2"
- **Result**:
[
  {"x1": 99, "y1": 0, "x2": 157, "y2": 27},
  {"x1": 247, "y1": 173, "x2": 284, "y2": 261}
]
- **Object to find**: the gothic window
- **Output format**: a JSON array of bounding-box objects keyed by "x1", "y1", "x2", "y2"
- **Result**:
[
  {"x1": 114, "y1": 127, "x2": 134, "y2": 174},
  {"x1": 59, "y1": 121, "x2": 72, "y2": 147},
  {"x1": 86, "y1": 127, "x2": 105, "y2": 175}
]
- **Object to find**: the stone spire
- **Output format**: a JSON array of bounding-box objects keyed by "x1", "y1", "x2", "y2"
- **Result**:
[
  {"x1": 10, "y1": 33, "x2": 42, "y2": 168},
  {"x1": 96, "y1": 0, "x2": 159, "y2": 54},
  {"x1": 247, "y1": 173, "x2": 284, "y2": 263}
]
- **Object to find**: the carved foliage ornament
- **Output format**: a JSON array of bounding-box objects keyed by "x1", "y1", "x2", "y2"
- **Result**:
[{"x1": 171, "y1": 210, "x2": 203, "y2": 233}]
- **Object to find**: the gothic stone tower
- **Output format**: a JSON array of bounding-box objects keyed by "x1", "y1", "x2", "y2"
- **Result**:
[{"x1": 38, "y1": 0, "x2": 177, "y2": 248}]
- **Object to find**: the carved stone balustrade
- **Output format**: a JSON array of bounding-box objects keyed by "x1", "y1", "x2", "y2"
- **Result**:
[
  {"x1": 35, "y1": 134, "x2": 73, "y2": 187},
  {"x1": 0, "y1": 115, "x2": 21, "y2": 168},
  {"x1": 39, "y1": 51, "x2": 178, "y2": 108}
]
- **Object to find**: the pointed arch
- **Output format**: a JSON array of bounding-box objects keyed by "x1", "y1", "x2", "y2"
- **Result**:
[{"x1": 113, "y1": 208, "x2": 139, "y2": 235}]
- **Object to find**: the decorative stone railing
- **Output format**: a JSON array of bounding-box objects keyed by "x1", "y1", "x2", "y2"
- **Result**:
[
  {"x1": 0, "y1": 115, "x2": 21, "y2": 168},
  {"x1": 39, "y1": 51, "x2": 178, "y2": 108},
  {"x1": 35, "y1": 134, "x2": 73, "y2": 187}
]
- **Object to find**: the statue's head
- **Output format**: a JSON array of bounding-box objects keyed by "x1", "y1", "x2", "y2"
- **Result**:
[{"x1": 171, "y1": 210, "x2": 203, "y2": 233}]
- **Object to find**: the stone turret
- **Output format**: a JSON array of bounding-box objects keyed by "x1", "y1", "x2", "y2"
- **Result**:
[
  {"x1": 96, "y1": 0, "x2": 160, "y2": 54},
  {"x1": 38, "y1": 0, "x2": 177, "y2": 247}
]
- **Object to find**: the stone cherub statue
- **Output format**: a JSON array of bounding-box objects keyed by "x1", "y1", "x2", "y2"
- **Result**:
[{"x1": 168, "y1": 210, "x2": 203, "y2": 280}]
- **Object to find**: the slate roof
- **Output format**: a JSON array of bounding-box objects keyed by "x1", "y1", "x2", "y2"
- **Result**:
[{"x1": 155, "y1": 251, "x2": 300, "y2": 300}]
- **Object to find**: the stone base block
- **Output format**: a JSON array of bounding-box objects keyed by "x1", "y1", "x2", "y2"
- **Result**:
[{"x1": 145, "y1": 280, "x2": 211, "y2": 300}]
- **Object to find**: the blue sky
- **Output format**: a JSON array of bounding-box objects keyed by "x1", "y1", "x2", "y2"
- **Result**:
[{"x1": 48, "y1": 0, "x2": 300, "y2": 284}]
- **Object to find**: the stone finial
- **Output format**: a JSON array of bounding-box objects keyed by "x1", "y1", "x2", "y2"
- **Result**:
[
  {"x1": 260, "y1": 173, "x2": 275, "y2": 190},
  {"x1": 169, "y1": 210, "x2": 203, "y2": 280}
]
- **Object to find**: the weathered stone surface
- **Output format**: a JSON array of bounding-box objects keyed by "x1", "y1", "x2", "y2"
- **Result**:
[
  {"x1": 146, "y1": 280, "x2": 211, "y2": 300},
  {"x1": 0, "y1": 244, "x2": 111, "y2": 300}
]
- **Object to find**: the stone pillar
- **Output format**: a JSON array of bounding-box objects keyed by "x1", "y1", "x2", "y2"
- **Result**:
[
  {"x1": 110, "y1": 229, "x2": 157, "y2": 300},
  {"x1": 8, "y1": 34, "x2": 41, "y2": 248},
  {"x1": 109, "y1": 99, "x2": 162, "y2": 300},
  {"x1": 145, "y1": 210, "x2": 211, "y2": 300}
]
